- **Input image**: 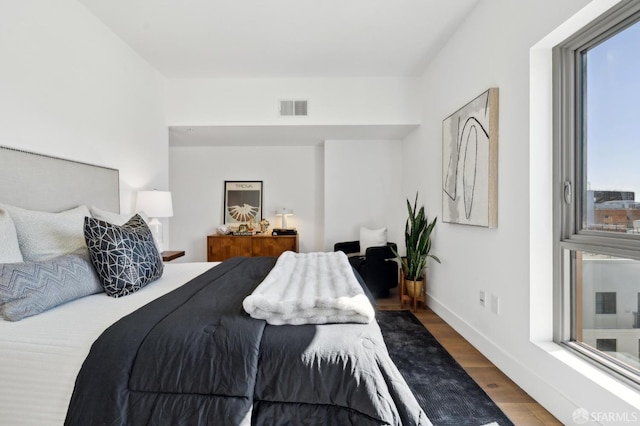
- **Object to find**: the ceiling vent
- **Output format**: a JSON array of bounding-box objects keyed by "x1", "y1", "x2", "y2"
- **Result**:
[{"x1": 280, "y1": 100, "x2": 308, "y2": 116}]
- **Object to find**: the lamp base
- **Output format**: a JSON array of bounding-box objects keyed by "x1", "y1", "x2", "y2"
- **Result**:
[{"x1": 148, "y1": 217, "x2": 164, "y2": 253}]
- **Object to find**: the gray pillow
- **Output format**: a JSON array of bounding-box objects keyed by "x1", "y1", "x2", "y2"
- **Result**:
[
  {"x1": 0, "y1": 204, "x2": 90, "y2": 261},
  {"x1": 84, "y1": 214, "x2": 163, "y2": 298},
  {"x1": 0, "y1": 208, "x2": 23, "y2": 263},
  {"x1": 0, "y1": 250, "x2": 103, "y2": 321}
]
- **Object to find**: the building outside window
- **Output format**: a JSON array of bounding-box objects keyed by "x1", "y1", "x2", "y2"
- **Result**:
[{"x1": 555, "y1": 3, "x2": 640, "y2": 381}]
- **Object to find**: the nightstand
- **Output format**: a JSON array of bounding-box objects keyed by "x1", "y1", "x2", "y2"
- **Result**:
[{"x1": 161, "y1": 250, "x2": 185, "y2": 262}]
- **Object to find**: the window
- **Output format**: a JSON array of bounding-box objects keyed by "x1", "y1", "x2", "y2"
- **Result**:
[
  {"x1": 595, "y1": 292, "x2": 616, "y2": 314},
  {"x1": 597, "y1": 339, "x2": 617, "y2": 352},
  {"x1": 555, "y1": 2, "x2": 640, "y2": 383}
]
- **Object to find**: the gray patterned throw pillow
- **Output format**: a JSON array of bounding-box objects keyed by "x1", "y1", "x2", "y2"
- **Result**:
[
  {"x1": 84, "y1": 214, "x2": 163, "y2": 298},
  {"x1": 0, "y1": 250, "x2": 103, "y2": 321}
]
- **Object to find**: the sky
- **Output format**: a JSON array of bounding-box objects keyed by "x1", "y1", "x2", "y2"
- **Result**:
[{"x1": 586, "y1": 18, "x2": 640, "y2": 200}]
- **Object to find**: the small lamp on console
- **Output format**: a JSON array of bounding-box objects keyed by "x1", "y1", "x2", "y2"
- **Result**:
[
  {"x1": 276, "y1": 207, "x2": 294, "y2": 229},
  {"x1": 135, "y1": 190, "x2": 173, "y2": 252}
]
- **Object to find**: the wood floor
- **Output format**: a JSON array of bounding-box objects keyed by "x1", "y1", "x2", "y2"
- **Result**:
[{"x1": 376, "y1": 289, "x2": 562, "y2": 425}]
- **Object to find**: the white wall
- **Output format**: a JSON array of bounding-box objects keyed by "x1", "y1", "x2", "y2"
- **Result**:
[
  {"x1": 169, "y1": 140, "x2": 405, "y2": 261},
  {"x1": 165, "y1": 75, "x2": 414, "y2": 259},
  {"x1": 164, "y1": 77, "x2": 420, "y2": 126},
  {"x1": 0, "y1": 0, "x2": 168, "y2": 216},
  {"x1": 324, "y1": 140, "x2": 404, "y2": 251},
  {"x1": 402, "y1": 0, "x2": 640, "y2": 423},
  {"x1": 169, "y1": 145, "x2": 324, "y2": 262}
]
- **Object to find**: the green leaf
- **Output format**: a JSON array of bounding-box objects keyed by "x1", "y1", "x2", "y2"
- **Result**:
[{"x1": 394, "y1": 192, "x2": 440, "y2": 280}]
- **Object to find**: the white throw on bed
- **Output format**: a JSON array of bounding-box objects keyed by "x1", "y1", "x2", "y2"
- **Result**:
[{"x1": 243, "y1": 251, "x2": 375, "y2": 325}]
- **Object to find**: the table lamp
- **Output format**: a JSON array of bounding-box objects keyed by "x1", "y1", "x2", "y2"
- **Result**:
[
  {"x1": 136, "y1": 190, "x2": 173, "y2": 252},
  {"x1": 276, "y1": 207, "x2": 294, "y2": 229}
]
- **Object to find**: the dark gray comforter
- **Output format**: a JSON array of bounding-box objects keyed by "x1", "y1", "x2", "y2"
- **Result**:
[{"x1": 65, "y1": 256, "x2": 429, "y2": 425}]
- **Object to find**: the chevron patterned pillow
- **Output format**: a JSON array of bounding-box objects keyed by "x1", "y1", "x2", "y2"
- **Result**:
[
  {"x1": 84, "y1": 214, "x2": 163, "y2": 298},
  {"x1": 0, "y1": 250, "x2": 103, "y2": 321}
]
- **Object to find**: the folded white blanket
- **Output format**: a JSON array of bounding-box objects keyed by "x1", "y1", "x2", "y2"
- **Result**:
[{"x1": 243, "y1": 251, "x2": 375, "y2": 325}]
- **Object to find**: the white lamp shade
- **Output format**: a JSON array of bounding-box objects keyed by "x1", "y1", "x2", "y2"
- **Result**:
[
  {"x1": 136, "y1": 191, "x2": 174, "y2": 218},
  {"x1": 275, "y1": 208, "x2": 294, "y2": 216},
  {"x1": 275, "y1": 207, "x2": 294, "y2": 228}
]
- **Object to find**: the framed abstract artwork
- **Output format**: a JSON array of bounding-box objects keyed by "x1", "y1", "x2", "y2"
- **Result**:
[
  {"x1": 442, "y1": 88, "x2": 498, "y2": 227},
  {"x1": 223, "y1": 181, "x2": 263, "y2": 225}
]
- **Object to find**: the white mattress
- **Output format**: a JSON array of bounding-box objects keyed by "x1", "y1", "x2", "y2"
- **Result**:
[{"x1": 0, "y1": 262, "x2": 217, "y2": 426}]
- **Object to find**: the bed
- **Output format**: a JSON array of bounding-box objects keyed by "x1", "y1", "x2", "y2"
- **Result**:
[{"x1": 0, "y1": 147, "x2": 429, "y2": 425}]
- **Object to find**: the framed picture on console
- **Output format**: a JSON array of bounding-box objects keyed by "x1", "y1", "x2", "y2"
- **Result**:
[{"x1": 223, "y1": 181, "x2": 263, "y2": 225}]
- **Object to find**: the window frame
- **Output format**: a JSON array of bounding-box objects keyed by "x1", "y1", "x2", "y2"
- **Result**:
[{"x1": 553, "y1": 1, "x2": 640, "y2": 385}]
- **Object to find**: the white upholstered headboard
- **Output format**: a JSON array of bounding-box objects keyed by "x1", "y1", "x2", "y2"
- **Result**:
[{"x1": 0, "y1": 146, "x2": 120, "y2": 213}]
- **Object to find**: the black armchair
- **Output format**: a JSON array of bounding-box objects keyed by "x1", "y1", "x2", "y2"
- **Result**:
[{"x1": 334, "y1": 240, "x2": 398, "y2": 298}]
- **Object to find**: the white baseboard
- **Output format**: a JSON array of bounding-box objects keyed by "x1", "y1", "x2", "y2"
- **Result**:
[{"x1": 426, "y1": 295, "x2": 581, "y2": 424}]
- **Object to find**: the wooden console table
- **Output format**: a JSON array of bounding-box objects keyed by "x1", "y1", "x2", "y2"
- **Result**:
[{"x1": 207, "y1": 234, "x2": 299, "y2": 262}]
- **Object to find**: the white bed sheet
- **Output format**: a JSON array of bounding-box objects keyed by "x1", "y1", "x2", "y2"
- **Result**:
[{"x1": 0, "y1": 262, "x2": 217, "y2": 426}]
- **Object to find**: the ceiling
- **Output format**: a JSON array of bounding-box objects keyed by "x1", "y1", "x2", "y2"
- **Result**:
[
  {"x1": 78, "y1": 0, "x2": 478, "y2": 145},
  {"x1": 78, "y1": 0, "x2": 478, "y2": 78}
]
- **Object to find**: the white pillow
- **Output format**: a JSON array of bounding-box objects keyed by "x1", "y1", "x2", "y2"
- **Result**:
[
  {"x1": 0, "y1": 208, "x2": 23, "y2": 263},
  {"x1": 360, "y1": 227, "x2": 388, "y2": 255},
  {"x1": 89, "y1": 206, "x2": 160, "y2": 252},
  {"x1": 89, "y1": 205, "x2": 149, "y2": 226},
  {"x1": 0, "y1": 204, "x2": 91, "y2": 262}
]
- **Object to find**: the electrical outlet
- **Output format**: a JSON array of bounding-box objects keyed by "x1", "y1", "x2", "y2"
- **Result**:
[
  {"x1": 490, "y1": 294, "x2": 499, "y2": 315},
  {"x1": 479, "y1": 290, "x2": 486, "y2": 307}
]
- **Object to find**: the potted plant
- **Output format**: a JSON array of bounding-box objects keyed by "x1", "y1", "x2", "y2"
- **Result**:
[{"x1": 394, "y1": 192, "x2": 440, "y2": 298}]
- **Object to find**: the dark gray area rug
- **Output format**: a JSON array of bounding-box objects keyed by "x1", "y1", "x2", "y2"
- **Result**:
[{"x1": 377, "y1": 310, "x2": 514, "y2": 426}]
